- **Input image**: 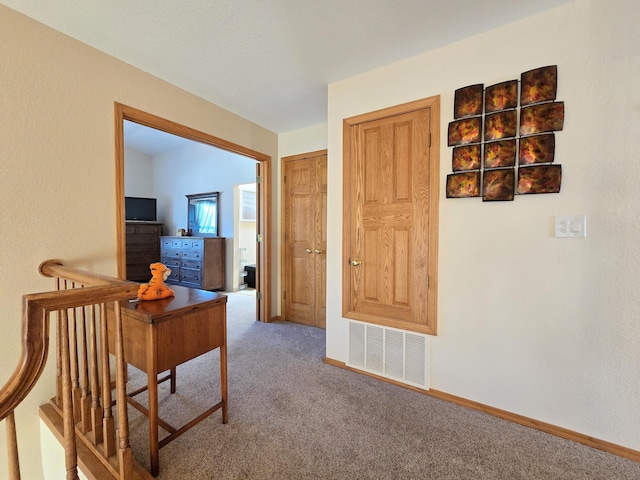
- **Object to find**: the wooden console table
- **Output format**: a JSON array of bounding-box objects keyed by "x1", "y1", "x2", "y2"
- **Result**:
[{"x1": 107, "y1": 285, "x2": 228, "y2": 476}]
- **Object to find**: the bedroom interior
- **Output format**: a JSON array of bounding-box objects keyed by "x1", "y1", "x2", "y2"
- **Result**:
[
  {"x1": 1, "y1": 0, "x2": 639, "y2": 479},
  {"x1": 123, "y1": 121, "x2": 258, "y2": 294}
]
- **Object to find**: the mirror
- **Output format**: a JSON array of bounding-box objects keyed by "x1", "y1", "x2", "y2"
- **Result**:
[{"x1": 187, "y1": 192, "x2": 219, "y2": 236}]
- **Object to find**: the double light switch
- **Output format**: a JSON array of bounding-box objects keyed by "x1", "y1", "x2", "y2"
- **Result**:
[{"x1": 554, "y1": 215, "x2": 587, "y2": 238}]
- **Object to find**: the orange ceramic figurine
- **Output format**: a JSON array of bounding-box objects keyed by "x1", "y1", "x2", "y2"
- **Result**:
[{"x1": 137, "y1": 262, "x2": 175, "y2": 301}]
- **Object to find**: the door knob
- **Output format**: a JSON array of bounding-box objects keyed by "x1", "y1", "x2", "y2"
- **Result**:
[
  {"x1": 306, "y1": 248, "x2": 312, "y2": 253},
  {"x1": 350, "y1": 259, "x2": 361, "y2": 266},
  {"x1": 314, "y1": 249, "x2": 321, "y2": 254}
]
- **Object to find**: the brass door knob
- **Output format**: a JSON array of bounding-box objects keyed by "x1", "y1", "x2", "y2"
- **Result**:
[
  {"x1": 306, "y1": 248, "x2": 312, "y2": 253},
  {"x1": 350, "y1": 259, "x2": 361, "y2": 266},
  {"x1": 314, "y1": 249, "x2": 321, "y2": 254}
]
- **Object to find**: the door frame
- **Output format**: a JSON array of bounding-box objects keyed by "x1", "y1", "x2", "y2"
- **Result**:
[{"x1": 114, "y1": 102, "x2": 272, "y2": 322}]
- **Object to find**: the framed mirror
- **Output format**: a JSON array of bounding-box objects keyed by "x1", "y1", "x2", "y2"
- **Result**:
[{"x1": 187, "y1": 191, "x2": 219, "y2": 236}]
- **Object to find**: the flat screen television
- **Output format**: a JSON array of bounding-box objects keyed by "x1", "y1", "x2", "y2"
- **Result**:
[{"x1": 125, "y1": 196, "x2": 157, "y2": 222}]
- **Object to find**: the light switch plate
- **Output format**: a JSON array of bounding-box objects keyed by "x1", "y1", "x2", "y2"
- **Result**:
[{"x1": 554, "y1": 215, "x2": 586, "y2": 238}]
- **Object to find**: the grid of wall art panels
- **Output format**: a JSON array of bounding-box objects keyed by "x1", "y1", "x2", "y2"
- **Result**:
[{"x1": 446, "y1": 65, "x2": 564, "y2": 202}]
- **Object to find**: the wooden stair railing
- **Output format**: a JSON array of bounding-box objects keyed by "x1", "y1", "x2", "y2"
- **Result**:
[{"x1": 0, "y1": 260, "x2": 153, "y2": 480}]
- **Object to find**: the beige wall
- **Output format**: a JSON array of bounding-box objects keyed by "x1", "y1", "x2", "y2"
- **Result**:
[
  {"x1": 278, "y1": 122, "x2": 328, "y2": 159},
  {"x1": 0, "y1": 5, "x2": 277, "y2": 478},
  {"x1": 327, "y1": 0, "x2": 640, "y2": 452}
]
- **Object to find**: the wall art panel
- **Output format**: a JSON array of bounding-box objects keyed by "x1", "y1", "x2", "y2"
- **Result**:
[
  {"x1": 484, "y1": 140, "x2": 517, "y2": 169},
  {"x1": 485, "y1": 80, "x2": 518, "y2": 113},
  {"x1": 454, "y1": 84, "x2": 484, "y2": 118},
  {"x1": 517, "y1": 165, "x2": 562, "y2": 194},
  {"x1": 448, "y1": 116, "x2": 482, "y2": 146},
  {"x1": 446, "y1": 65, "x2": 564, "y2": 201},
  {"x1": 519, "y1": 134, "x2": 555, "y2": 165},
  {"x1": 483, "y1": 168, "x2": 515, "y2": 202},
  {"x1": 446, "y1": 171, "x2": 481, "y2": 198},
  {"x1": 520, "y1": 65, "x2": 557, "y2": 106},
  {"x1": 452, "y1": 144, "x2": 482, "y2": 172}
]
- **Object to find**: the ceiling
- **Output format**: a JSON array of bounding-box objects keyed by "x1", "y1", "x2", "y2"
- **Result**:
[
  {"x1": 4, "y1": 0, "x2": 572, "y2": 135},
  {"x1": 124, "y1": 120, "x2": 199, "y2": 156}
]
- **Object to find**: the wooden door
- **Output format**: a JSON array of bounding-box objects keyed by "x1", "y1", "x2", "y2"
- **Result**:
[
  {"x1": 283, "y1": 150, "x2": 327, "y2": 328},
  {"x1": 343, "y1": 97, "x2": 439, "y2": 335}
]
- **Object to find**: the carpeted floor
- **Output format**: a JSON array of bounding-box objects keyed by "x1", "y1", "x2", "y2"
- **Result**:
[{"x1": 126, "y1": 292, "x2": 640, "y2": 479}]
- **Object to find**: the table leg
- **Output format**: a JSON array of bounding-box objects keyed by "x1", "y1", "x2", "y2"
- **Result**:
[
  {"x1": 170, "y1": 367, "x2": 176, "y2": 394},
  {"x1": 220, "y1": 343, "x2": 228, "y2": 424},
  {"x1": 147, "y1": 367, "x2": 159, "y2": 476},
  {"x1": 147, "y1": 329, "x2": 160, "y2": 477}
]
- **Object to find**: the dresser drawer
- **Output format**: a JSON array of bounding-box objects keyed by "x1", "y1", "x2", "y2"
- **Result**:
[
  {"x1": 181, "y1": 239, "x2": 203, "y2": 249},
  {"x1": 180, "y1": 269, "x2": 201, "y2": 285},
  {"x1": 161, "y1": 238, "x2": 183, "y2": 249},
  {"x1": 181, "y1": 258, "x2": 202, "y2": 270},
  {"x1": 127, "y1": 239, "x2": 159, "y2": 252},
  {"x1": 136, "y1": 224, "x2": 162, "y2": 235},
  {"x1": 129, "y1": 252, "x2": 160, "y2": 264},
  {"x1": 161, "y1": 248, "x2": 182, "y2": 258},
  {"x1": 181, "y1": 249, "x2": 202, "y2": 261},
  {"x1": 166, "y1": 269, "x2": 180, "y2": 284},
  {"x1": 161, "y1": 257, "x2": 181, "y2": 269},
  {"x1": 127, "y1": 264, "x2": 154, "y2": 281}
]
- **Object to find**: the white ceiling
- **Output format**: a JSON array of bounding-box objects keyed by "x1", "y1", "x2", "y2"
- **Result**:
[
  {"x1": 124, "y1": 120, "x2": 198, "y2": 156},
  {"x1": 4, "y1": 0, "x2": 572, "y2": 135}
]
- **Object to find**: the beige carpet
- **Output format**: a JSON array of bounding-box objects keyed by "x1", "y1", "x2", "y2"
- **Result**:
[
  {"x1": 125, "y1": 292, "x2": 640, "y2": 479},
  {"x1": 235, "y1": 288, "x2": 256, "y2": 297}
]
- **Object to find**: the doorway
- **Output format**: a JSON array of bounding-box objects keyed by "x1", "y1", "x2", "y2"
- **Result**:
[
  {"x1": 235, "y1": 182, "x2": 257, "y2": 295},
  {"x1": 114, "y1": 103, "x2": 272, "y2": 322}
]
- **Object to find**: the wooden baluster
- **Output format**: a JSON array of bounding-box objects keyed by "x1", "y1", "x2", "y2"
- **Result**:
[
  {"x1": 88, "y1": 304, "x2": 103, "y2": 445},
  {"x1": 68, "y1": 303, "x2": 82, "y2": 423},
  {"x1": 6, "y1": 411, "x2": 21, "y2": 480},
  {"x1": 78, "y1": 304, "x2": 92, "y2": 434},
  {"x1": 60, "y1": 309, "x2": 80, "y2": 480},
  {"x1": 55, "y1": 279, "x2": 63, "y2": 407},
  {"x1": 99, "y1": 303, "x2": 116, "y2": 458},
  {"x1": 113, "y1": 300, "x2": 133, "y2": 479}
]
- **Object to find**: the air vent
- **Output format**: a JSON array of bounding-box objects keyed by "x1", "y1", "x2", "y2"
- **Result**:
[{"x1": 347, "y1": 320, "x2": 430, "y2": 389}]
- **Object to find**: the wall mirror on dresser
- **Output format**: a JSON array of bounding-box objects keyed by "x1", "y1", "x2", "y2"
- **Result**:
[
  {"x1": 187, "y1": 192, "x2": 219, "y2": 236},
  {"x1": 160, "y1": 191, "x2": 225, "y2": 291}
]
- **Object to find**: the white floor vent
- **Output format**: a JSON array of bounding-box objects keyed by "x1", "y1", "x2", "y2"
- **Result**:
[{"x1": 347, "y1": 320, "x2": 430, "y2": 389}]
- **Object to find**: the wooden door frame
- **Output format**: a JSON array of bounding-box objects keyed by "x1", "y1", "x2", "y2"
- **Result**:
[
  {"x1": 280, "y1": 149, "x2": 327, "y2": 323},
  {"x1": 114, "y1": 102, "x2": 272, "y2": 323},
  {"x1": 342, "y1": 96, "x2": 440, "y2": 335}
]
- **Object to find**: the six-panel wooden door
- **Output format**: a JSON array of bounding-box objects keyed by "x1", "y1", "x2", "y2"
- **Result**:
[
  {"x1": 283, "y1": 150, "x2": 327, "y2": 328},
  {"x1": 343, "y1": 97, "x2": 439, "y2": 335}
]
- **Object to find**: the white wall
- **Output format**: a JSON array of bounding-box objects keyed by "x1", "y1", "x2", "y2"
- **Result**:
[
  {"x1": 327, "y1": 0, "x2": 640, "y2": 451},
  {"x1": 123, "y1": 147, "x2": 154, "y2": 196},
  {"x1": 0, "y1": 5, "x2": 277, "y2": 478}
]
